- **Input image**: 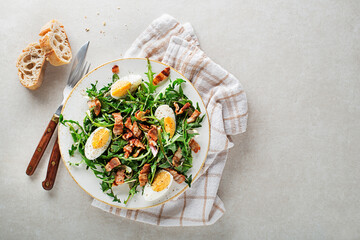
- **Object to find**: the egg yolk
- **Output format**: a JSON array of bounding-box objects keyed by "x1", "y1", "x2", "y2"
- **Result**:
[
  {"x1": 92, "y1": 129, "x2": 110, "y2": 149},
  {"x1": 164, "y1": 116, "x2": 175, "y2": 138},
  {"x1": 111, "y1": 80, "x2": 131, "y2": 98},
  {"x1": 151, "y1": 171, "x2": 171, "y2": 192}
]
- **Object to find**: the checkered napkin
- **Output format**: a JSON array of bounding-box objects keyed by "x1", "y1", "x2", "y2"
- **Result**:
[{"x1": 92, "y1": 14, "x2": 248, "y2": 226}]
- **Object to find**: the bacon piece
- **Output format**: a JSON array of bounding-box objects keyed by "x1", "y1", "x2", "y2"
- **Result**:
[
  {"x1": 87, "y1": 99, "x2": 101, "y2": 116},
  {"x1": 146, "y1": 125, "x2": 158, "y2": 156},
  {"x1": 112, "y1": 112, "x2": 123, "y2": 135},
  {"x1": 105, "y1": 157, "x2": 121, "y2": 172},
  {"x1": 189, "y1": 138, "x2": 200, "y2": 153},
  {"x1": 186, "y1": 110, "x2": 201, "y2": 123},
  {"x1": 123, "y1": 144, "x2": 133, "y2": 159},
  {"x1": 172, "y1": 147, "x2": 183, "y2": 167},
  {"x1": 132, "y1": 148, "x2": 142, "y2": 158},
  {"x1": 174, "y1": 102, "x2": 191, "y2": 115},
  {"x1": 139, "y1": 163, "x2": 151, "y2": 187},
  {"x1": 129, "y1": 138, "x2": 145, "y2": 149},
  {"x1": 153, "y1": 67, "x2": 170, "y2": 86},
  {"x1": 131, "y1": 121, "x2": 142, "y2": 138},
  {"x1": 165, "y1": 168, "x2": 186, "y2": 184},
  {"x1": 147, "y1": 126, "x2": 158, "y2": 142},
  {"x1": 135, "y1": 110, "x2": 150, "y2": 121},
  {"x1": 122, "y1": 129, "x2": 133, "y2": 140},
  {"x1": 174, "y1": 102, "x2": 180, "y2": 114},
  {"x1": 112, "y1": 65, "x2": 119, "y2": 74},
  {"x1": 139, "y1": 123, "x2": 150, "y2": 132},
  {"x1": 124, "y1": 117, "x2": 133, "y2": 129},
  {"x1": 114, "y1": 168, "x2": 126, "y2": 185}
]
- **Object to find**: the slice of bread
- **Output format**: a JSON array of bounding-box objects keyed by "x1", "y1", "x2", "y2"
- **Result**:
[
  {"x1": 16, "y1": 42, "x2": 46, "y2": 90},
  {"x1": 39, "y1": 20, "x2": 72, "y2": 66}
]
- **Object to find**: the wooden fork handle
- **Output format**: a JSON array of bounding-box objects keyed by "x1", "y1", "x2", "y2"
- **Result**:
[
  {"x1": 42, "y1": 137, "x2": 61, "y2": 190},
  {"x1": 26, "y1": 115, "x2": 59, "y2": 176}
]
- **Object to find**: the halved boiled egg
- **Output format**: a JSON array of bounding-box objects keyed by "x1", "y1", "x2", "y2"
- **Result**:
[
  {"x1": 143, "y1": 170, "x2": 173, "y2": 201},
  {"x1": 85, "y1": 127, "x2": 112, "y2": 160},
  {"x1": 155, "y1": 104, "x2": 176, "y2": 138},
  {"x1": 110, "y1": 74, "x2": 142, "y2": 99}
]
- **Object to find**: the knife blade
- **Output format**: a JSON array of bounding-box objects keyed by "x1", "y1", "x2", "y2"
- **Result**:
[{"x1": 26, "y1": 41, "x2": 90, "y2": 176}]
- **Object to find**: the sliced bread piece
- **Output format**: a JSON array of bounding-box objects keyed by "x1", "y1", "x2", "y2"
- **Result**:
[
  {"x1": 39, "y1": 20, "x2": 72, "y2": 66},
  {"x1": 16, "y1": 42, "x2": 46, "y2": 90}
]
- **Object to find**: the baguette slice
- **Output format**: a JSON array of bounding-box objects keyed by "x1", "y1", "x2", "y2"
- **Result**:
[
  {"x1": 16, "y1": 42, "x2": 46, "y2": 90},
  {"x1": 39, "y1": 20, "x2": 72, "y2": 66}
]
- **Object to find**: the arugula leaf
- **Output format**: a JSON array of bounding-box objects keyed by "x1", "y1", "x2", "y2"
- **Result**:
[
  {"x1": 112, "y1": 73, "x2": 119, "y2": 82},
  {"x1": 145, "y1": 58, "x2": 158, "y2": 94},
  {"x1": 185, "y1": 174, "x2": 192, "y2": 187}
]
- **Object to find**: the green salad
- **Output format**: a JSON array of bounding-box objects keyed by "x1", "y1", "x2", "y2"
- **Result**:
[{"x1": 60, "y1": 60, "x2": 204, "y2": 204}]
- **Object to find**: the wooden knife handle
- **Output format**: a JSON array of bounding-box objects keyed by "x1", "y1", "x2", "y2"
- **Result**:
[
  {"x1": 26, "y1": 115, "x2": 59, "y2": 176},
  {"x1": 42, "y1": 137, "x2": 61, "y2": 190}
]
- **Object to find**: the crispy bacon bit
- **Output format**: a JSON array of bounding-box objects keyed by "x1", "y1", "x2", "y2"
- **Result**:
[
  {"x1": 112, "y1": 65, "x2": 119, "y2": 74},
  {"x1": 105, "y1": 157, "x2": 121, "y2": 172},
  {"x1": 146, "y1": 126, "x2": 158, "y2": 156},
  {"x1": 122, "y1": 129, "x2": 133, "y2": 140},
  {"x1": 123, "y1": 144, "x2": 133, "y2": 158},
  {"x1": 135, "y1": 110, "x2": 150, "y2": 121},
  {"x1": 172, "y1": 147, "x2": 183, "y2": 167},
  {"x1": 139, "y1": 163, "x2": 151, "y2": 186},
  {"x1": 129, "y1": 138, "x2": 145, "y2": 149},
  {"x1": 147, "y1": 126, "x2": 158, "y2": 142},
  {"x1": 187, "y1": 110, "x2": 201, "y2": 123},
  {"x1": 87, "y1": 99, "x2": 101, "y2": 116},
  {"x1": 165, "y1": 168, "x2": 186, "y2": 184},
  {"x1": 114, "y1": 168, "x2": 126, "y2": 185},
  {"x1": 131, "y1": 121, "x2": 142, "y2": 138},
  {"x1": 174, "y1": 102, "x2": 191, "y2": 115},
  {"x1": 112, "y1": 112, "x2": 123, "y2": 135},
  {"x1": 124, "y1": 117, "x2": 133, "y2": 129},
  {"x1": 189, "y1": 138, "x2": 200, "y2": 153},
  {"x1": 139, "y1": 123, "x2": 151, "y2": 132},
  {"x1": 174, "y1": 102, "x2": 180, "y2": 113},
  {"x1": 132, "y1": 148, "x2": 142, "y2": 158},
  {"x1": 153, "y1": 67, "x2": 170, "y2": 85}
]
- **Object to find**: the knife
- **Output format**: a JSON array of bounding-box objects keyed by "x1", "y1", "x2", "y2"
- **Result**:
[{"x1": 26, "y1": 42, "x2": 90, "y2": 178}]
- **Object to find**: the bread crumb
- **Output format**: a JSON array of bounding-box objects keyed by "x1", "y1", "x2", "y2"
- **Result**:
[
  {"x1": 84, "y1": 16, "x2": 87, "y2": 19},
  {"x1": 117, "y1": 7, "x2": 120, "y2": 10},
  {"x1": 97, "y1": 12, "x2": 100, "y2": 15},
  {"x1": 85, "y1": 28, "x2": 90, "y2": 32},
  {"x1": 103, "y1": 22, "x2": 106, "y2": 26}
]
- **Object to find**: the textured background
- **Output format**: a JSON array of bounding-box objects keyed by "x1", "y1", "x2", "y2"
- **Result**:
[{"x1": 1, "y1": 0, "x2": 360, "y2": 239}]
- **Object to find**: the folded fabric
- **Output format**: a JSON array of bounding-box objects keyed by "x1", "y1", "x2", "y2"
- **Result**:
[{"x1": 92, "y1": 14, "x2": 248, "y2": 226}]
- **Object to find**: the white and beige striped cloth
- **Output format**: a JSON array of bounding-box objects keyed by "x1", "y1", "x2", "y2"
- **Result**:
[{"x1": 92, "y1": 14, "x2": 248, "y2": 226}]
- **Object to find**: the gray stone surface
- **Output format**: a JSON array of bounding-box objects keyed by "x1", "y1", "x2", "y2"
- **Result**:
[{"x1": 1, "y1": 0, "x2": 360, "y2": 239}]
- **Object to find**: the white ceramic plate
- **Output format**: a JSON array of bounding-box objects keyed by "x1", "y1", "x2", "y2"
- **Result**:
[{"x1": 58, "y1": 58, "x2": 210, "y2": 209}]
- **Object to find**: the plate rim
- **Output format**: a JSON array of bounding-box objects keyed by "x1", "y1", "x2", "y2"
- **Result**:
[{"x1": 58, "y1": 57, "x2": 210, "y2": 210}]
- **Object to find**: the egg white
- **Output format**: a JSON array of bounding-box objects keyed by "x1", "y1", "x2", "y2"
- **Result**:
[
  {"x1": 85, "y1": 127, "x2": 112, "y2": 160},
  {"x1": 110, "y1": 74, "x2": 142, "y2": 99},
  {"x1": 143, "y1": 170, "x2": 173, "y2": 201},
  {"x1": 155, "y1": 104, "x2": 176, "y2": 122}
]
